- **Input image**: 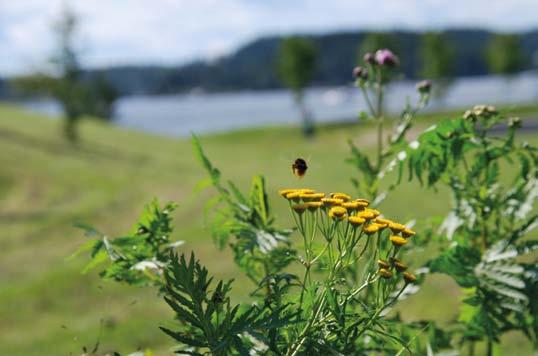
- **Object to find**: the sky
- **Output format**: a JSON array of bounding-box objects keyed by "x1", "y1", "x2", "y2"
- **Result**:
[{"x1": 1, "y1": 0, "x2": 537, "y2": 76}]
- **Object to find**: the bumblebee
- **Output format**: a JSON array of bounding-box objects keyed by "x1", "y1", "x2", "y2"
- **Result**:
[{"x1": 292, "y1": 158, "x2": 308, "y2": 178}]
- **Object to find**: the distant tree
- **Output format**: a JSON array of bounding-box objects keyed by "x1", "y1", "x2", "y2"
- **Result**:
[
  {"x1": 11, "y1": 6, "x2": 117, "y2": 142},
  {"x1": 419, "y1": 32, "x2": 454, "y2": 100},
  {"x1": 359, "y1": 33, "x2": 398, "y2": 60},
  {"x1": 486, "y1": 34, "x2": 524, "y2": 75},
  {"x1": 277, "y1": 37, "x2": 317, "y2": 137}
]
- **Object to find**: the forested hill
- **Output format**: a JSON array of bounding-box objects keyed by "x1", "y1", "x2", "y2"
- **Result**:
[{"x1": 4, "y1": 29, "x2": 538, "y2": 97}]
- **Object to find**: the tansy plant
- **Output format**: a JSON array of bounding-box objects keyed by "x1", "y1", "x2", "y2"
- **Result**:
[
  {"x1": 348, "y1": 48, "x2": 431, "y2": 203},
  {"x1": 393, "y1": 105, "x2": 538, "y2": 354},
  {"x1": 76, "y1": 136, "x2": 429, "y2": 355}
]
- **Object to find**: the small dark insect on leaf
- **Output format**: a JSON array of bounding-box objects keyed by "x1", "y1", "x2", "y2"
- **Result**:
[{"x1": 292, "y1": 158, "x2": 308, "y2": 178}]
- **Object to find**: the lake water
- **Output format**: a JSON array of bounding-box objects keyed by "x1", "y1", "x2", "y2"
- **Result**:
[{"x1": 22, "y1": 71, "x2": 538, "y2": 137}]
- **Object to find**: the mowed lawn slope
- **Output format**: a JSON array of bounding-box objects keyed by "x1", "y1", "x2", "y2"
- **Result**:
[{"x1": 0, "y1": 103, "x2": 536, "y2": 355}]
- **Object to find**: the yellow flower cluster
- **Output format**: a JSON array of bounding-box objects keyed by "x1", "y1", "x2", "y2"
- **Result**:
[
  {"x1": 280, "y1": 188, "x2": 415, "y2": 245},
  {"x1": 280, "y1": 188, "x2": 417, "y2": 284}
]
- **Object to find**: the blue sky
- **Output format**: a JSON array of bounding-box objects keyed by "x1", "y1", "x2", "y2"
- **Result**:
[{"x1": 1, "y1": 0, "x2": 537, "y2": 75}]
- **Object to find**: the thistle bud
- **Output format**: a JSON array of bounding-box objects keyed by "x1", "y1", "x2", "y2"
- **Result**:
[
  {"x1": 363, "y1": 52, "x2": 376, "y2": 65},
  {"x1": 375, "y1": 49, "x2": 399, "y2": 67},
  {"x1": 416, "y1": 80, "x2": 432, "y2": 94},
  {"x1": 352, "y1": 66, "x2": 368, "y2": 80}
]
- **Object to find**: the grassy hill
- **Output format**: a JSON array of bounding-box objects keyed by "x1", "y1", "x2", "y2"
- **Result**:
[{"x1": 0, "y1": 103, "x2": 536, "y2": 355}]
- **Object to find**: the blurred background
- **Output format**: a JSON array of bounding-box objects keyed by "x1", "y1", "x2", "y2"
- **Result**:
[{"x1": 0, "y1": 1, "x2": 537, "y2": 355}]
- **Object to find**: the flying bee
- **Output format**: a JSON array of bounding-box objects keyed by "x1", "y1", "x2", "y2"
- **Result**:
[{"x1": 292, "y1": 158, "x2": 308, "y2": 178}]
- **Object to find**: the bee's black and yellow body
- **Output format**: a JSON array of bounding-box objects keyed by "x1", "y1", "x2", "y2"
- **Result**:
[{"x1": 292, "y1": 158, "x2": 308, "y2": 178}]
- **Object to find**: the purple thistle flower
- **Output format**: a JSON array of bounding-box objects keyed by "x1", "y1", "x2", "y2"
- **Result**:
[{"x1": 375, "y1": 49, "x2": 399, "y2": 67}]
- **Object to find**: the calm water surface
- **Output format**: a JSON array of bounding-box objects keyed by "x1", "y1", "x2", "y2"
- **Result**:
[{"x1": 22, "y1": 72, "x2": 538, "y2": 137}]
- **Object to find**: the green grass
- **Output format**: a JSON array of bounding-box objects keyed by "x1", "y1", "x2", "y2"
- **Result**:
[{"x1": 0, "y1": 102, "x2": 537, "y2": 355}]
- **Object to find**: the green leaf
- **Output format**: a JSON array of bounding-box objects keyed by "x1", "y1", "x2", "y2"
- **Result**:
[{"x1": 429, "y1": 245, "x2": 481, "y2": 287}]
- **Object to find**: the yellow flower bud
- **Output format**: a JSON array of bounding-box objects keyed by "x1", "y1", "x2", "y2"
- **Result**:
[
  {"x1": 403, "y1": 272, "x2": 417, "y2": 283},
  {"x1": 377, "y1": 259, "x2": 390, "y2": 269},
  {"x1": 378, "y1": 268, "x2": 393, "y2": 279},
  {"x1": 394, "y1": 261, "x2": 408, "y2": 272}
]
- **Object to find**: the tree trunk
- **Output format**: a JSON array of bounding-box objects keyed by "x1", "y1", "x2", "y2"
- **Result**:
[{"x1": 294, "y1": 91, "x2": 315, "y2": 137}]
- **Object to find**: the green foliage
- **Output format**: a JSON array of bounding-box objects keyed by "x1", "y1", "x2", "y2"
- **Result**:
[
  {"x1": 277, "y1": 37, "x2": 317, "y2": 93},
  {"x1": 160, "y1": 252, "x2": 296, "y2": 355},
  {"x1": 429, "y1": 245, "x2": 481, "y2": 288},
  {"x1": 192, "y1": 134, "x2": 294, "y2": 286},
  {"x1": 394, "y1": 105, "x2": 538, "y2": 351},
  {"x1": 74, "y1": 200, "x2": 181, "y2": 289},
  {"x1": 77, "y1": 134, "x2": 431, "y2": 354},
  {"x1": 486, "y1": 34, "x2": 525, "y2": 75}
]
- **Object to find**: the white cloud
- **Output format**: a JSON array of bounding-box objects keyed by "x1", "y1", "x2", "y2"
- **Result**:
[{"x1": 0, "y1": 0, "x2": 537, "y2": 75}]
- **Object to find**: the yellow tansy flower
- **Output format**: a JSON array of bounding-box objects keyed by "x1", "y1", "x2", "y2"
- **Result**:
[
  {"x1": 366, "y1": 208, "x2": 381, "y2": 217},
  {"x1": 298, "y1": 188, "x2": 316, "y2": 194},
  {"x1": 363, "y1": 223, "x2": 380, "y2": 235},
  {"x1": 389, "y1": 222, "x2": 406, "y2": 234},
  {"x1": 355, "y1": 198, "x2": 370, "y2": 206},
  {"x1": 402, "y1": 228, "x2": 416, "y2": 238},
  {"x1": 348, "y1": 216, "x2": 366, "y2": 227},
  {"x1": 328, "y1": 206, "x2": 347, "y2": 220},
  {"x1": 342, "y1": 201, "x2": 361, "y2": 210},
  {"x1": 279, "y1": 189, "x2": 296, "y2": 197},
  {"x1": 357, "y1": 210, "x2": 375, "y2": 220},
  {"x1": 304, "y1": 201, "x2": 323, "y2": 211},
  {"x1": 375, "y1": 217, "x2": 392, "y2": 226},
  {"x1": 301, "y1": 192, "x2": 325, "y2": 201},
  {"x1": 390, "y1": 235, "x2": 408, "y2": 247},
  {"x1": 292, "y1": 204, "x2": 307, "y2": 214},
  {"x1": 321, "y1": 198, "x2": 344, "y2": 207},
  {"x1": 285, "y1": 191, "x2": 302, "y2": 202},
  {"x1": 330, "y1": 193, "x2": 351, "y2": 202}
]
